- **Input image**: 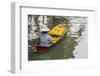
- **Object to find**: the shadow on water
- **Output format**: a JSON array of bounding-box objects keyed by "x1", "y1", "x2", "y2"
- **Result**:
[{"x1": 28, "y1": 33, "x2": 78, "y2": 61}]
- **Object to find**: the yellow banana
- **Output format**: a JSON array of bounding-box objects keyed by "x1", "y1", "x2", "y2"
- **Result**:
[{"x1": 48, "y1": 23, "x2": 65, "y2": 37}]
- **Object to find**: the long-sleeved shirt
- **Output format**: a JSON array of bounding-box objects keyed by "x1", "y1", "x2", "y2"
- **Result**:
[{"x1": 40, "y1": 33, "x2": 52, "y2": 45}]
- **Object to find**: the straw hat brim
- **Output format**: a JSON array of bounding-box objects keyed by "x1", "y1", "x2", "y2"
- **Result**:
[{"x1": 40, "y1": 28, "x2": 50, "y2": 31}]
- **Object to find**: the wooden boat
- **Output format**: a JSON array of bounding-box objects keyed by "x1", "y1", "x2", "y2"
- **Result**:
[{"x1": 36, "y1": 24, "x2": 68, "y2": 53}]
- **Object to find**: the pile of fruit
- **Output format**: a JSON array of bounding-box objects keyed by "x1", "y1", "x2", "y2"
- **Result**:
[
  {"x1": 48, "y1": 23, "x2": 66, "y2": 43},
  {"x1": 48, "y1": 23, "x2": 66, "y2": 36}
]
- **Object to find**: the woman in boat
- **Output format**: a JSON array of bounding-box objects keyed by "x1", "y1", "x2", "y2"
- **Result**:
[{"x1": 40, "y1": 26, "x2": 52, "y2": 46}]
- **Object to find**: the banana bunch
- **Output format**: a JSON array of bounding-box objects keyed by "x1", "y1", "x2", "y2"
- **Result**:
[
  {"x1": 48, "y1": 23, "x2": 66, "y2": 43},
  {"x1": 48, "y1": 23, "x2": 66, "y2": 36}
]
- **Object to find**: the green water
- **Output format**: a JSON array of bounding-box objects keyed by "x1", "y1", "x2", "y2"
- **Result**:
[{"x1": 28, "y1": 33, "x2": 78, "y2": 61}]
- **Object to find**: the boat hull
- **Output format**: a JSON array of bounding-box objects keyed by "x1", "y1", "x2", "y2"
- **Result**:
[{"x1": 36, "y1": 46, "x2": 48, "y2": 53}]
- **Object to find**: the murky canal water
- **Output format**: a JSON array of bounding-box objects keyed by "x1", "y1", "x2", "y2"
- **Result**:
[{"x1": 28, "y1": 33, "x2": 76, "y2": 60}]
